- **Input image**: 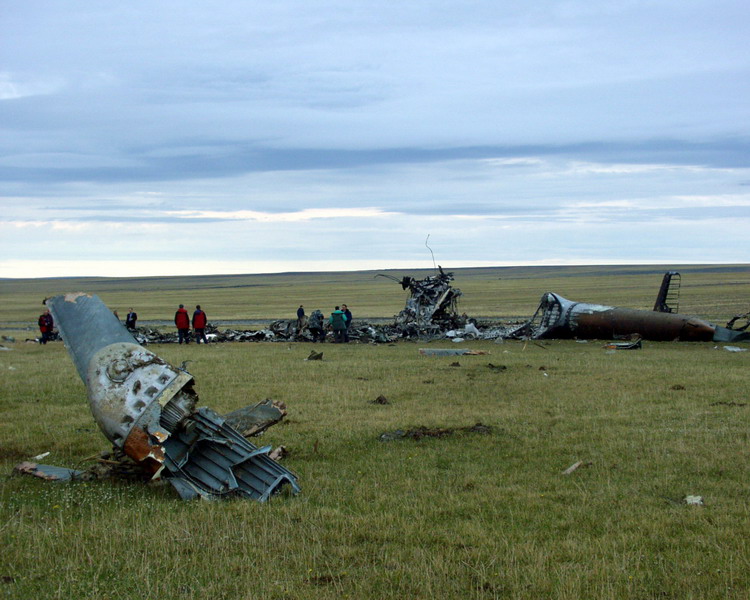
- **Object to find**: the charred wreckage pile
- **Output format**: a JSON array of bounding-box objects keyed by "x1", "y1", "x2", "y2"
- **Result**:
[
  {"x1": 76, "y1": 268, "x2": 750, "y2": 346},
  {"x1": 129, "y1": 267, "x2": 473, "y2": 345}
]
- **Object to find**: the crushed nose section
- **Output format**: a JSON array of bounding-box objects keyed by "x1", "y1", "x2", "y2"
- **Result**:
[{"x1": 46, "y1": 292, "x2": 300, "y2": 501}]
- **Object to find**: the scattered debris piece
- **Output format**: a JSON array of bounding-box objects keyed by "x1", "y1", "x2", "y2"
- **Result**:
[
  {"x1": 223, "y1": 398, "x2": 287, "y2": 437},
  {"x1": 305, "y1": 350, "x2": 324, "y2": 361},
  {"x1": 379, "y1": 422, "x2": 492, "y2": 441},
  {"x1": 47, "y1": 292, "x2": 300, "y2": 501},
  {"x1": 709, "y1": 401, "x2": 747, "y2": 407},
  {"x1": 1, "y1": 335, "x2": 16, "y2": 343},
  {"x1": 419, "y1": 348, "x2": 489, "y2": 356},
  {"x1": 269, "y1": 446, "x2": 288, "y2": 462},
  {"x1": 450, "y1": 361, "x2": 461, "y2": 367},
  {"x1": 13, "y1": 462, "x2": 83, "y2": 481},
  {"x1": 562, "y1": 461, "x2": 592, "y2": 475},
  {"x1": 31, "y1": 451, "x2": 50, "y2": 461},
  {"x1": 604, "y1": 337, "x2": 643, "y2": 350},
  {"x1": 371, "y1": 395, "x2": 390, "y2": 405},
  {"x1": 670, "y1": 384, "x2": 686, "y2": 391},
  {"x1": 684, "y1": 495, "x2": 704, "y2": 506},
  {"x1": 726, "y1": 310, "x2": 750, "y2": 332},
  {"x1": 723, "y1": 346, "x2": 747, "y2": 352},
  {"x1": 486, "y1": 363, "x2": 507, "y2": 372},
  {"x1": 0, "y1": 345, "x2": 11, "y2": 351}
]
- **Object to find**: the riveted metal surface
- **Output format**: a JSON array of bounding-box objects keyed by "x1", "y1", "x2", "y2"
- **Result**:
[{"x1": 86, "y1": 342, "x2": 193, "y2": 447}]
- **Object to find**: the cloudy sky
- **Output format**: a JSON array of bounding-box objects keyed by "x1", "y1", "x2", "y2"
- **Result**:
[{"x1": 2, "y1": 1, "x2": 749, "y2": 278}]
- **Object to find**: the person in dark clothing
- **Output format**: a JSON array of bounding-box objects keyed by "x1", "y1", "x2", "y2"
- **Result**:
[
  {"x1": 342, "y1": 304, "x2": 352, "y2": 343},
  {"x1": 125, "y1": 308, "x2": 138, "y2": 330},
  {"x1": 193, "y1": 305, "x2": 208, "y2": 344},
  {"x1": 296, "y1": 305, "x2": 305, "y2": 330},
  {"x1": 175, "y1": 304, "x2": 190, "y2": 344},
  {"x1": 329, "y1": 306, "x2": 348, "y2": 343},
  {"x1": 38, "y1": 309, "x2": 54, "y2": 344},
  {"x1": 308, "y1": 309, "x2": 326, "y2": 342}
]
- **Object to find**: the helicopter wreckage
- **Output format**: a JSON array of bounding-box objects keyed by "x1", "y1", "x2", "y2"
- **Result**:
[
  {"x1": 100, "y1": 268, "x2": 750, "y2": 345},
  {"x1": 33, "y1": 293, "x2": 300, "y2": 501}
]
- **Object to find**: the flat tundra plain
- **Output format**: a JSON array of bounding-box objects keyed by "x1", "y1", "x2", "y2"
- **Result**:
[{"x1": 0, "y1": 264, "x2": 749, "y2": 599}]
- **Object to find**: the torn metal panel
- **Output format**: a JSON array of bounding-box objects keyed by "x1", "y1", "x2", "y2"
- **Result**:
[
  {"x1": 514, "y1": 292, "x2": 750, "y2": 343},
  {"x1": 13, "y1": 462, "x2": 83, "y2": 481},
  {"x1": 223, "y1": 398, "x2": 287, "y2": 437},
  {"x1": 47, "y1": 293, "x2": 300, "y2": 501}
]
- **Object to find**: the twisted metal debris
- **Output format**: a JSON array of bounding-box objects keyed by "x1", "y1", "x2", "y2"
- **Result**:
[
  {"x1": 47, "y1": 292, "x2": 300, "y2": 501},
  {"x1": 378, "y1": 266, "x2": 465, "y2": 336}
]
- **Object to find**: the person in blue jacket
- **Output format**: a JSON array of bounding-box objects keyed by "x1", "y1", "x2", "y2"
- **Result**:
[{"x1": 342, "y1": 304, "x2": 352, "y2": 343}]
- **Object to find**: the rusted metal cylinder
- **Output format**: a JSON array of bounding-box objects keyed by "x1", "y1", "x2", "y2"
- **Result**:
[
  {"x1": 47, "y1": 293, "x2": 193, "y2": 471},
  {"x1": 534, "y1": 293, "x2": 716, "y2": 341},
  {"x1": 46, "y1": 292, "x2": 300, "y2": 500}
]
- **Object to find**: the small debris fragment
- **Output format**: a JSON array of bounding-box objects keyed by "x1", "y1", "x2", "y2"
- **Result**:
[
  {"x1": 684, "y1": 495, "x2": 704, "y2": 506},
  {"x1": 223, "y1": 398, "x2": 287, "y2": 437},
  {"x1": 450, "y1": 361, "x2": 461, "y2": 367},
  {"x1": 723, "y1": 346, "x2": 747, "y2": 352},
  {"x1": 306, "y1": 350, "x2": 324, "y2": 361},
  {"x1": 562, "y1": 461, "x2": 584, "y2": 475},
  {"x1": 671, "y1": 384, "x2": 686, "y2": 391},
  {"x1": 419, "y1": 348, "x2": 489, "y2": 356},
  {"x1": 487, "y1": 363, "x2": 507, "y2": 371},
  {"x1": 269, "y1": 446, "x2": 288, "y2": 462},
  {"x1": 710, "y1": 401, "x2": 747, "y2": 407},
  {"x1": 31, "y1": 451, "x2": 51, "y2": 461},
  {"x1": 604, "y1": 337, "x2": 642, "y2": 350},
  {"x1": 13, "y1": 462, "x2": 83, "y2": 481},
  {"x1": 371, "y1": 395, "x2": 390, "y2": 405}
]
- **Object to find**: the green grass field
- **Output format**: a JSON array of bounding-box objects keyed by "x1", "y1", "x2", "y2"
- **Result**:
[
  {"x1": 1, "y1": 265, "x2": 749, "y2": 599},
  {"x1": 2, "y1": 264, "x2": 749, "y2": 326}
]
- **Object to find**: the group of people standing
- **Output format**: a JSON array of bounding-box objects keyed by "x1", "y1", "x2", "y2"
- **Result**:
[
  {"x1": 174, "y1": 304, "x2": 208, "y2": 344},
  {"x1": 299, "y1": 304, "x2": 353, "y2": 343},
  {"x1": 37, "y1": 301, "x2": 353, "y2": 346}
]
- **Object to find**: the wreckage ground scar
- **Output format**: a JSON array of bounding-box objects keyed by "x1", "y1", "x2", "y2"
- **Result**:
[{"x1": 47, "y1": 292, "x2": 300, "y2": 501}]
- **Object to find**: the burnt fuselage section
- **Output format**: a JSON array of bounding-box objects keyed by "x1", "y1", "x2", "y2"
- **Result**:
[{"x1": 515, "y1": 292, "x2": 748, "y2": 343}]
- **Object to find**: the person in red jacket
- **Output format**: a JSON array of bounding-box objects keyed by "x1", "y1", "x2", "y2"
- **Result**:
[
  {"x1": 38, "y1": 308, "x2": 54, "y2": 344},
  {"x1": 192, "y1": 305, "x2": 208, "y2": 344},
  {"x1": 174, "y1": 304, "x2": 191, "y2": 344}
]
